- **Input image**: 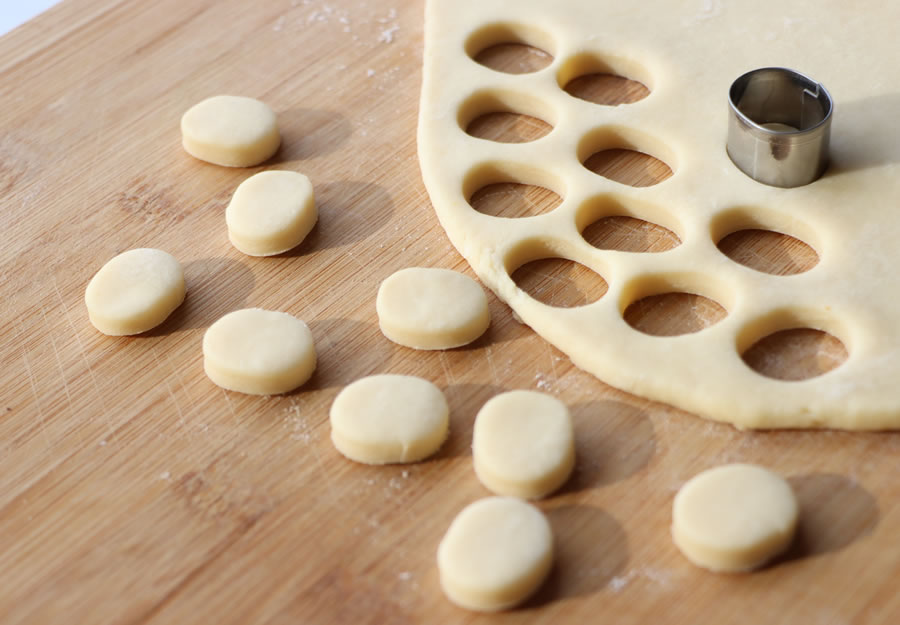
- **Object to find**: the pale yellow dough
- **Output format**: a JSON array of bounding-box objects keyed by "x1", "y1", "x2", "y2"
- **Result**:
[
  {"x1": 226, "y1": 170, "x2": 317, "y2": 256},
  {"x1": 202, "y1": 308, "x2": 316, "y2": 395},
  {"x1": 437, "y1": 496, "x2": 553, "y2": 611},
  {"x1": 329, "y1": 374, "x2": 449, "y2": 464},
  {"x1": 376, "y1": 267, "x2": 490, "y2": 349},
  {"x1": 672, "y1": 463, "x2": 798, "y2": 572},
  {"x1": 473, "y1": 390, "x2": 574, "y2": 499},
  {"x1": 85, "y1": 248, "x2": 185, "y2": 336},
  {"x1": 418, "y1": 0, "x2": 900, "y2": 429},
  {"x1": 181, "y1": 95, "x2": 280, "y2": 167}
]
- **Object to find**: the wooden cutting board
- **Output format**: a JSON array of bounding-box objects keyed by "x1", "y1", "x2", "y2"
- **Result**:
[{"x1": 1, "y1": 1, "x2": 898, "y2": 623}]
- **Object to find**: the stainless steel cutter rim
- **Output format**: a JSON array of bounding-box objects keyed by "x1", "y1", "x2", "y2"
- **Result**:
[
  {"x1": 728, "y1": 66, "x2": 834, "y2": 135},
  {"x1": 726, "y1": 66, "x2": 834, "y2": 187}
]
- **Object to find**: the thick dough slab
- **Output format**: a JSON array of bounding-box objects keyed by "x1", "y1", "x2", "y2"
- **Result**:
[
  {"x1": 376, "y1": 267, "x2": 490, "y2": 350},
  {"x1": 226, "y1": 170, "x2": 317, "y2": 256},
  {"x1": 437, "y1": 497, "x2": 553, "y2": 611},
  {"x1": 202, "y1": 308, "x2": 316, "y2": 395},
  {"x1": 672, "y1": 463, "x2": 798, "y2": 572},
  {"x1": 473, "y1": 390, "x2": 574, "y2": 499},
  {"x1": 84, "y1": 248, "x2": 185, "y2": 336},
  {"x1": 181, "y1": 95, "x2": 280, "y2": 167},
  {"x1": 417, "y1": 0, "x2": 900, "y2": 429},
  {"x1": 329, "y1": 374, "x2": 449, "y2": 464}
]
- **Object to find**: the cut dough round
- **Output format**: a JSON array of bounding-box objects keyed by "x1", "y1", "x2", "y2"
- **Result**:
[
  {"x1": 437, "y1": 496, "x2": 553, "y2": 612},
  {"x1": 85, "y1": 248, "x2": 185, "y2": 336},
  {"x1": 226, "y1": 170, "x2": 317, "y2": 256},
  {"x1": 672, "y1": 463, "x2": 798, "y2": 572},
  {"x1": 202, "y1": 308, "x2": 316, "y2": 395},
  {"x1": 329, "y1": 374, "x2": 449, "y2": 464},
  {"x1": 473, "y1": 390, "x2": 575, "y2": 499},
  {"x1": 181, "y1": 95, "x2": 280, "y2": 167},
  {"x1": 376, "y1": 267, "x2": 490, "y2": 349}
]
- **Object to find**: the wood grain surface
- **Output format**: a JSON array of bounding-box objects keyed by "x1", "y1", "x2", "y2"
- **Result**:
[{"x1": 0, "y1": 1, "x2": 898, "y2": 623}]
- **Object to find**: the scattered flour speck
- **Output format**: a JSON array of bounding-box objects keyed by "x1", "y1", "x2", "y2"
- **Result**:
[
  {"x1": 378, "y1": 25, "x2": 399, "y2": 43},
  {"x1": 534, "y1": 372, "x2": 552, "y2": 391}
]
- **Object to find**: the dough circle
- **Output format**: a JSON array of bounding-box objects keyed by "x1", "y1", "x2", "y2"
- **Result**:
[
  {"x1": 376, "y1": 267, "x2": 490, "y2": 350},
  {"x1": 202, "y1": 308, "x2": 316, "y2": 395},
  {"x1": 473, "y1": 390, "x2": 575, "y2": 499},
  {"x1": 437, "y1": 496, "x2": 553, "y2": 612},
  {"x1": 329, "y1": 374, "x2": 449, "y2": 464},
  {"x1": 85, "y1": 248, "x2": 185, "y2": 336},
  {"x1": 226, "y1": 170, "x2": 317, "y2": 256},
  {"x1": 672, "y1": 463, "x2": 798, "y2": 572},
  {"x1": 181, "y1": 95, "x2": 280, "y2": 167}
]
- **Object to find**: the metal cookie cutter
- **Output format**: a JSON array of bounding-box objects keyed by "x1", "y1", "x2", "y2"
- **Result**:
[{"x1": 727, "y1": 67, "x2": 833, "y2": 188}]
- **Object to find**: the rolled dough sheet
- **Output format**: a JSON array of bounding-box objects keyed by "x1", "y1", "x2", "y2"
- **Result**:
[{"x1": 417, "y1": 0, "x2": 900, "y2": 429}]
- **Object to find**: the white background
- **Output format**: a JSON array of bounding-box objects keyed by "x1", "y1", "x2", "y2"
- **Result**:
[{"x1": 0, "y1": 0, "x2": 61, "y2": 36}]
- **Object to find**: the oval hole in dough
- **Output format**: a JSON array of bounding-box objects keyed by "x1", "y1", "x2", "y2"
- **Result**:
[
  {"x1": 512, "y1": 257, "x2": 608, "y2": 308},
  {"x1": 582, "y1": 216, "x2": 681, "y2": 253},
  {"x1": 438, "y1": 497, "x2": 553, "y2": 611},
  {"x1": 583, "y1": 148, "x2": 672, "y2": 187},
  {"x1": 734, "y1": 306, "x2": 852, "y2": 380},
  {"x1": 469, "y1": 182, "x2": 562, "y2": 218},
  {"x1": 575, "y1": 193, "x2": 685, "y2": 249},
  {"x1": 624, "y1": 292, "x2": 726, "y2": 336},
  {"x1": 709, "y1": 206, "x2": 823, "y2": 260},
  {"x1": 329, "y1": 374, "x2": 449, "y2": 464},
  {"x1": 672, "y1": 463, "x2": 798, "y2": 572},
  {"x1": 577, "y1": 126, "x2": 675, "y2": 186},
  {"x1": 557, "y1": 51, "x2": 654, "y2": 96},
  {"x1": 474, "y1": 43, "x2": 553, "y2": 74},
  {"x1": 564, "y1": 73, "x2": 649, "y2": 106},
  {"x1": 717, "y1": 229, "x2": 819, "y2": 275},
  {"x1": 466, "y1": 112, "x2": 552, "y2": 144},
  {"x1": 620, "y1": 272, "x2": 732, "y2": 336},
  {"x1": 84, "y1": 248, "x2": 185, "y2": 336},
  {"x1": 458, "y1": 89, "x2": 556, "y2": 143},
  {"x1": 462, "y1": 161, "x2": 567, "y2": 208},
  {"x1": 465, "y1": 23, "x2": 556, "y2": 74},
  {"x1": 742, "y1": 328, "x2": 848, "y2": 381}
]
